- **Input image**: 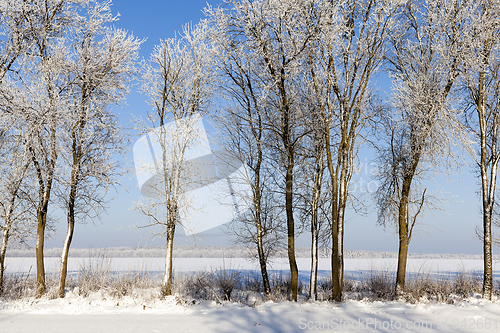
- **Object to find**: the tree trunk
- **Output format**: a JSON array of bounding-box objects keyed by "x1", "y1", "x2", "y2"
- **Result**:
[
  {"x1": 310, "y1": 220, "x2": 318, "y2": 301},
  {"x1": 286, "y1": 155, "x2": 298, "y2": 302},
  {"x1": 161, "y1": 219, "x2": 175, "y2": 296},
  {"x1": 325, "y1": 130, "x2": 342, "y2": 302},
  {"x1": 483, "y1": 209, "x2": 493, "y2": 300},
  {"x1": 331, "y1": 205, "x2": 344, "y2": 302},
  {"x1": 256, "y1": 215, "x2": 271, "y2": 296},
  {"x1": 59, "y1": 191, "x2": 76, "y2": 298},
  {"x1": 0, "y1": 220, "x2": 10, "y2": 295},
  {"x1": 253, "y1": 147, "x2": 271, "y2": 296},
  {"x1": 36, "y1": 210, "x2": 47, "y2": 297},
  {"x1": 395, "y1": 171, "x2": 415, "y2": 298},
  {"x1": 310, "y1": 145, "x2": 323, "y2": 301},
  {"x1": 395, "y1": 203, "x2": 409, "y2": 298},
  {"x1": 477, "y1": 50, "x2": 495, "y2": 300}
]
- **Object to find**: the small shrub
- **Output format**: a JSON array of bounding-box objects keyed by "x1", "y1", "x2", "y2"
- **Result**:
[
  {"x1": 1, "y1": 273, "x2": 34, "y2": 300},
  {"x1": 212, "y1": 266, "x2": 241, "y2": 301},
  {"x1": 454, "y1": 271, "x2": 482, "y2": 298},
  {"x1": 366, "y1": 270, "x2": 394, "y2": 300},
  {"x1": 181, "y1": 272, "x2": 214, "y2": 301}
]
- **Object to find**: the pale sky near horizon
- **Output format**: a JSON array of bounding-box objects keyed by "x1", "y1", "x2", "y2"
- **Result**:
[{"x1": 41, "y1": 0, "x2": 487, "y2": 256}]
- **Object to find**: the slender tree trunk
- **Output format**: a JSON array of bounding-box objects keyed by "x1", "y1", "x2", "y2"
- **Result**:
[
  {"x1": 253, "y1": 146, "x2": 271, "y2": 296},
  {"x1": 483, "y1": 208, "x2": 493, "y2": 299},
  {"x1": 255, "y1": 207, "x2": 271, "y2": 296},
  {"x1": 395, "y1": 199, "x2": 409, "y2": 298},
  {"x1": 310, "y1": 217, "x2": 319, "y2": 301},
  {"x1": 36, "y1": 209, "x2": 47, "y2": 297},
  {"x1": 256, "y1": 224, "x2": 271, "y2": 296},
  {"x1": 162, "y1": 214, "x2": 176, "y2": 296},
  {"x1": 59, "y1": 177, "x2": 77, "y2": 297},
  {"x1": 395, "y1": 167, "x2": 417, "y2": 298},
  {"x1": 310, "y1": 143, "x2": 324, "y2": 301},
  {"x1": 325, "y1": 130, "x2": 342, "y2": 302},
  {"x1": 58, "y1": 216, "x2": 74, "y2": 298},
  {"x1": 479, "y1": 102, "x2": 495, "y2": 300},
  {"x1": 285, "y1": 155, "x2": 298, "y2": 301},
  {"x1": 332, "y1": 131, "x2": 349, "y2": 302},
  {"x1": 0, "y1": 218, "x2": 11, "y2": 295},
  {"x1": 477, "y1": 50, "x2": 495, "y2": 300}
]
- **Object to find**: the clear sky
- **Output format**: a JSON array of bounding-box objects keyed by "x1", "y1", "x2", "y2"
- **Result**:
[{"x1": 44, "y1": 0, "x2": 486, "y2": 255}]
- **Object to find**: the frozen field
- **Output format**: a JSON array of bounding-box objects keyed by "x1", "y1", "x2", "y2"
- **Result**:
[
  {"x1": 1, "y1": 257, "x2": 500, "y2": 332},
  {"x1": 3, "y1": 257, "x2": 499, "y2": 281}
]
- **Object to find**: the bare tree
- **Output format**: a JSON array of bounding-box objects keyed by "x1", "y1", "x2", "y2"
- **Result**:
[
  {"x1": 57, "y1": 0, "x2": 141, "y2": 298},
  {"x1": 208, "y1": 0, "x2": 322, "y2": 302},
  {"x1": 306, "y1": 0, "x2": 400, "y2": 301},
  {"x1": 460, "y1": 0, "x2": 500, "y2": 301},
  {"x1": 208, "y1": 6, "x2": 286, "y2": 295},
  {"x1": 305, "y1": 115, "x2": 326, "y2": 301},
  {"x1": 381, "y1": 0, "x2": 471, "y2": 298},
  {"x1": 21, "y1": 0, "x2": 79, "y2": 297},
  {"x1": 135, "y1": 23, "x2": 213, "y2": 296}
]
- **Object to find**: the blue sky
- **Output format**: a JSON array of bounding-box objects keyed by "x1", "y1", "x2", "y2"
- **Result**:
[{"x1": 45, "y1": 0, "x2": 485, "y2": 255}]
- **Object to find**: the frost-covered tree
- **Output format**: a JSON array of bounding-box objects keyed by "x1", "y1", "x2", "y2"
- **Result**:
[
  {"x1": 460, "y1": 0, "x2": 500, "y2": 301},
  {"x1": 306, "y1": 0, "x2": 401, "y2": 301},
  {"x1": 57, "y1": 0, "x2": 141, "y2": 298},
  {"x1": 379, "y1": 0, "x2": 472, "y2": 298},
  {"x1": 207, "y1": 0, "x2": 322, "y2": 302},
  {"x1": 207, "y1": 2, "x2": 290, "y2": 296},
  {"x1": 134, "y1": 23, "x2": 213, "y2": 296},
  {"x1": 20, "y1": 0, "x2": 82, "y2": 297}
]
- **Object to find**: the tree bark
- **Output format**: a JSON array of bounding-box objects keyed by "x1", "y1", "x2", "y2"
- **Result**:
[
  {"x1": 161, "y1": 212, "x2": 176, "y2": 296},
  {"x1": 483, "y1": 209, "x2": 493, "y2": 299},
  {"x1": 285, "y1": 154, "x2": 298, "y2": 301},
  {"x1": 476, "y1": 42, "x2": 496, "y2": 300},
  {"x1": 395, "y1": 197, "x2": 409, "y2": 297},
  {"x1": 310, "y1": 141, "x2": 324, "y2": 301},
  {"x1": 59, "y1": 172, "x2": 77, "y2": 298},
  {"x1": 36, "y1": 209, "x2": 47, "y2": 297},
  {"x1": 252, "y1": 131, "x2": 271, "y2": 296},
  {"x1": 254, "y1": 174, "x2": 271, "y2": 295},
  {"x1": 0, "y1": 217, "x2": 11, "y2": 295}
]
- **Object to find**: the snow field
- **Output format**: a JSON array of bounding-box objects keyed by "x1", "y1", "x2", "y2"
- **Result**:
[{"x1": 1, "y1": 257, "x2": 500, "y2": 332}]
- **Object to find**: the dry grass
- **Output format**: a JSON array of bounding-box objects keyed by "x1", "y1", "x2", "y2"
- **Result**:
[{"x1": 0, "y1": 255, "x2": 491, "y2": 306}]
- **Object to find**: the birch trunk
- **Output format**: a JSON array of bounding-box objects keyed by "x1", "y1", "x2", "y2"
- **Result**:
[{"x1": 58, "y1": 165, "x2": 78, "y2": 297}]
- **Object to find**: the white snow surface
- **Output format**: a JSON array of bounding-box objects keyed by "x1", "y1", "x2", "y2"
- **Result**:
[
  {"x1": 1, "y1": 293, "x2": 500, "y2": 332},
  {"x1": 2, "y1": 258, "x2": 500, "y2": 332}
]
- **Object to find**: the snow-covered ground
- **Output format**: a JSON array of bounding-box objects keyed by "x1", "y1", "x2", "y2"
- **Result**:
[
  {"x1": 1, "y1": 292, "x2": 500, "y2": 332},
  {"x1": 1, "y1": 257, "x2": 500, "y2": 332}
]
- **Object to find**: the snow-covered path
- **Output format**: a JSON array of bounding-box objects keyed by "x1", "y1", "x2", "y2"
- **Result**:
[{"x1": 2, "y1": 297, "x2": 500, "y2": 333}]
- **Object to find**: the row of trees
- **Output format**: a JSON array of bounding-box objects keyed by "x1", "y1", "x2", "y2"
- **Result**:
[
  {"x1": 1, "y1": 0, "x2": 500, "y2": 304},
  {"x1": 0, "y1": 0, "x2": 141, "y2": 297},
  {"x1": 203, "y1": 0, "x2": 500, "y2": 302}
]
